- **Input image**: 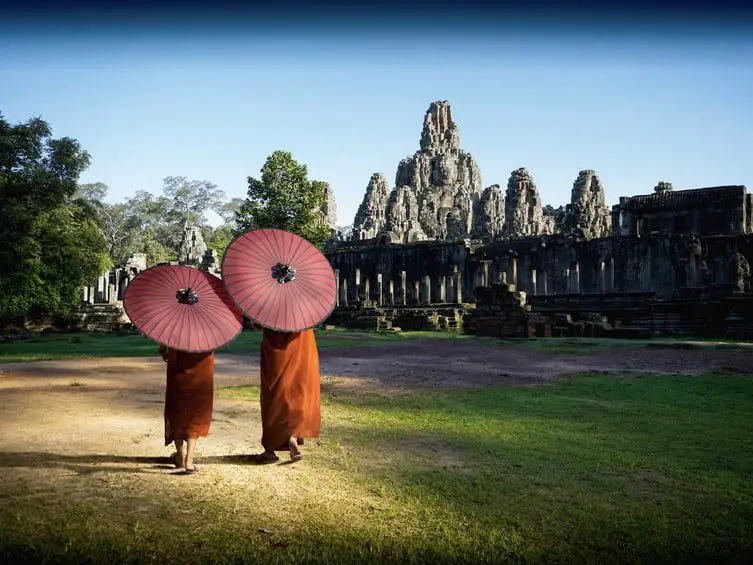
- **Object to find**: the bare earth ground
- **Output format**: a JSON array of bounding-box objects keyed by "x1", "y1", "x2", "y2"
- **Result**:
[{"x1": 1, "y1": 340, "x2": 752, "y2": 463}]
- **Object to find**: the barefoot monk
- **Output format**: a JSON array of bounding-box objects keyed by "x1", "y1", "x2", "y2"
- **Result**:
[
  {"x1": 159, "y1": 345, "x2": 215, "y2": 474},
  {"x1": 256, "y1": 327, "x2": 321, "y2": 463}
]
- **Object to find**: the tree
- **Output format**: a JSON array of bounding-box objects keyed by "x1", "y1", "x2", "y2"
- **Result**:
[
  {"x1": 71, "y1": 182, "x2": 141, "y2": 264},
  {"x1": 123, "y1": 190, "x2": 175, "y2": 265},
  {"x1": 216, "y1": 197, "x2": 245, "y2": 225},
  {"x1": 97, "y1": 202, "x2": 141, "y2": 264},
  {"x1": 161, "y1": 176, "x2": 226, "y2": 227},
  {"x1": 74, "y1": 181, "x2": 109, "y2": 203},
  {"x1": 0, "y1": 112, "x2": 110, "y2": 324},
  {"x1": 236, "y1": 151, "x2": 332, "y2": 248},
  {"x1": 32, "y1": 203, "x2": 111, "y2": 318}
]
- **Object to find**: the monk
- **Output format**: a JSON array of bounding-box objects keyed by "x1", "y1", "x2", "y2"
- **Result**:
[
  {"x1": 255, "y1": 328, "x2": 321, "y2": 463},
  {"x1": 159, "y1": 344, "x2": 215, "y2": 474}
]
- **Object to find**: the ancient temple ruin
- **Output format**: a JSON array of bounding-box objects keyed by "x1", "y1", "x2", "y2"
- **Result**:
[
  {"x1": 352, "y1": 101, "x2": 483, "y2": 244},
  {"x1": 326, "y1": 100, "x2": 753, "y2": 339},
  {"x1": 76, "y1": 223, "x2": 223, "y2": 329},
  {"x1": 70, "y1": 100, "x2": 753, "y2": 338}
]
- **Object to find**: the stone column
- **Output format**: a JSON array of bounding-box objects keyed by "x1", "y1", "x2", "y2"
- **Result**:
[
  {"x1": 599, "y1": 261, "x2": 606, "y2": 294},
  {"x1": 446, "y1": 274, "x2": 455, "y2": 304},
  {"x1": 400, "y1": 271, "x2": 407, "y2": 306},
  {"x1": 422, "y1": 275, "x2": 431, "y2": 305},
  {"x1": 118, "y1": 271, "x2": 129, "y2": 300},
  {"x1": 574, "y1": 262, "x2": 581, "y2": 294},
  {"x1": 453, "y1": 266, "x2": 462, "y2": 304},
  {"x1": 334, "y1": 269, "x2": 340, "y2": 307},
  {"x1": 388, "y1": 280, "x2": 395, "y2": 305},
  {"x1": 435, "y1": 276, "x2": 446, "y2": 303},
  {"x1": 340, "y1": 278, "x2": 348, "y2": 307},
  {"x1": 413, "y1": 281, "x2": 420, "y2": 305},
  {"x1": 510, "y1": 258, "x2": 518, "y2": 288},
  {"x1": 608, "y1": 258, "x2": 615, "y2": 292},
  {"x1": 482, "y1": 261, "x2": 490, "y2": 287},
  {"x1": 351, "y1": 268, "x2": 361, "y2": 304},
  {"x1": 363, "y1": 278, "x2": 371, "y2": 304},
  {"x1": 376, "y1": 274, "x2": 383, "y2": 307},
  {"x1": 564, "y1": 269, "x2": 571, "y2": 294},
  {"x1": 97, "y1": 275, "x2": 106, "y2": 302}
]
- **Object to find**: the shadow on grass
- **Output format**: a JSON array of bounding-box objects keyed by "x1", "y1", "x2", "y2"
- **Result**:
[
  {"x1": 310, "y1": 372, "x2": 753, "y2": 564},
  {"x1": 3, "y1": 371, "x2": 753, "y2": 564},
  {"x1": 0, "y1": 452, "x2": 322, "y2": 475}
]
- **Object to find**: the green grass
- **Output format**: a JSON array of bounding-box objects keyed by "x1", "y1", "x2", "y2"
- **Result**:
[
  {"x1": 2, "y1": 329, "x2": 749, "y2": 365},
  {"x1": 0, "y1": 328, "x2": 470, "y2": 364},
  {"x1": 2, "y1": 371, "x2": 752, "y2": 563}
]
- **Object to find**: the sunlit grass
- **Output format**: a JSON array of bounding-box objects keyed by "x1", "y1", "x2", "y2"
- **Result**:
[{"x1": 2, "y1": 371, "x2": 752, "y2": 563}]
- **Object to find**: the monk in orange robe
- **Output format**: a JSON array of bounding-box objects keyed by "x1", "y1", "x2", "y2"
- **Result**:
[
  {"x1": 159, "y1": 345, "x2": 215, "y2": 474},
  {"x1": 256, "y1": 328, "x2": 321, "y2": 463}
]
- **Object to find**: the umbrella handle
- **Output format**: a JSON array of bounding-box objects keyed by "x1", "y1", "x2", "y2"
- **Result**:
[
  {"x1": 271, "y1": 263, "x2": 296, "y2": 284},
  {"x1": 176, "y1": 288, "x2": 199, "y2": 304}
]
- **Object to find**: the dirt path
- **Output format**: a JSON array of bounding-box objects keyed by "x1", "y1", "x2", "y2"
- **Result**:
[
  {"x1": 1, "y1": 340, "x2": 751, "y2": 461},
  {"x1": 318, "y1": 340, "x2": 753, "y2": 389}
]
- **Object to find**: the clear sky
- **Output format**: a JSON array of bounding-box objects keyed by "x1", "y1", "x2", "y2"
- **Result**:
[{"x1": 2, "y1": 20, "x2": 751, "y2": 227}]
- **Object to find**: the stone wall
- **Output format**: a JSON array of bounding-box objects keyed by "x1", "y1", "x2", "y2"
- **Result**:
[
  {"x1": 611, "y1": 185, "x2": 749, "y2": 238},
  {"x1": 326, "y1": 241, "x2": 470, "y2": 308},
  {"x1": 326, "y1": 234, "x2": 753, "y2": 303}
]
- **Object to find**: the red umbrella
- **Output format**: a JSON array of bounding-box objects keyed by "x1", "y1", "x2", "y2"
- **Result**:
[
  {"x1": 222, "y1": 228, "x2": 337, "y2": 332},
  {"x1": 123, "y1": 265, "x2": 243, "y2": 352}
]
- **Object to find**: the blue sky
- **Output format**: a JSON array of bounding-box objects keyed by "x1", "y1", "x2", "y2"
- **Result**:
[{"x1": 1, "y1": 23, "x2": 751, "y2": 227}]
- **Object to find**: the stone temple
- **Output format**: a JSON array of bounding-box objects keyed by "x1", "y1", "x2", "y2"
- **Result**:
[
  {"x1": 324, "y1": 100, "x2": 753, "y2": 339},
  {"x1": 78, "y1": 100, "x2": 753, "y2": 339}
]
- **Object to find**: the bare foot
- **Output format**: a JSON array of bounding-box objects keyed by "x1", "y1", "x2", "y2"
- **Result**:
[
  {"x1": 289, "y1": 437, "x2": 302, "y2": 462},
  {"x1": 252, "y1": 451, "x2": 279, "y2": 464},
  {"x1": 171, "y1": 452, "x2": 185, "y2": 468},
  {"x1": 184, "y1": 456, "x2": 199, "y2": 473}
]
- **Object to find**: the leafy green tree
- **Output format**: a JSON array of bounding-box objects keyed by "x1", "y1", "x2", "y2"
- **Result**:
[
  {"x1": 123, "y1": 190, "x2": 175, "y2": 264},
  {"x1": 203, "y1": 225, "x2": 233, "y2": 263},
  {"x1": 33, "y1": 203, "x2": 111, "y2": 318},
  {"x1": 97, "y1": 202, "x2": 141, "y2": 264},
  {"x1": 74, "y1": 181, "x2": 109, "y2": 203},
  {"x1": 111, "y1": 179, "x2": 226, "y2": 265},
  {"x1": 216, "y1": 197, "x2": 245, "y2": 225},
  {"x1": 236, "y1": 151, "x2": 332, "y2": 248},
  {"x1": 162, "y1": 176, "x2": 226, "y2": 227},
  {"x1": 72, "y1": 182, "x2": 141, "y2": 264},
  {"x1": 0, "y1": 113, "x2": 110, "y2": 324}
]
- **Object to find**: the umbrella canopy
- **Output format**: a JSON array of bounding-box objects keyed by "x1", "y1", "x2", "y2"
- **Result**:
[
  {"x1": 123, "y1": 265, "x2": 243, "y2": 352},
  {"x1": 222, "y1": 228, "x2": 337, "y2": 332}
]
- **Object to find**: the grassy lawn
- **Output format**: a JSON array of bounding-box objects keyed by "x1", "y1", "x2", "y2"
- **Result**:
[
  {"x1": 0, "y1": 328, "x2": 471, "y2": 364},
  {"x1": 1, "y1": 371, "x2": 752, "y2": 563},
  {"x1": 3, "y1": 328, "x2": 749, "y2": 365}
]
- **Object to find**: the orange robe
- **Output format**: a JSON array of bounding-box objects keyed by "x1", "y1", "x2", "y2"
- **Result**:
[
  {"x1": 259, "y1": 328, "x2": 321, "y2": 452},
  {"x1": 159, "y1": 345, "x2": 215, "y2": 445}
]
